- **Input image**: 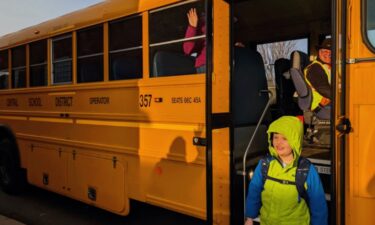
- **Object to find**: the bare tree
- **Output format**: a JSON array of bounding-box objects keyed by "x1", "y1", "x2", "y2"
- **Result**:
[{"x1": 257, "y1": 40, "x2": 297, "y2": 82}]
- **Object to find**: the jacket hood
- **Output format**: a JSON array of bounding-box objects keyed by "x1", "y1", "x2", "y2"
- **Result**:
[{"x1": 267, "y1": 116, "x2": 303, "y2": 162}]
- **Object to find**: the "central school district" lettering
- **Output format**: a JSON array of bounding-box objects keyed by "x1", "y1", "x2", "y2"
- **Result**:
[{"x1": 55, "y1": 97, "x2": 73, "y2": 107}]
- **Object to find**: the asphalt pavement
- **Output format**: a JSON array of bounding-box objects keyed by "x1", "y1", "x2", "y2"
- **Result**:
[
  {"x1": 0, "y1": 215, "x2": 25, "y2": 225},
  {"x1": 0, "y1": 185, "x2": 205, "y2": 225}
]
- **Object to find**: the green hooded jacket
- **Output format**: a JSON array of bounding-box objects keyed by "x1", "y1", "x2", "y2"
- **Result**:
[{"x1": 260, "y1": 116, "x2": 309, "y2": 225}]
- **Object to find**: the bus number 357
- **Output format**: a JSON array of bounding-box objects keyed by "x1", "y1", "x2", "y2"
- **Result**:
[{"x1": 139, "y1": 94, "x2": 152, "y2": 107}]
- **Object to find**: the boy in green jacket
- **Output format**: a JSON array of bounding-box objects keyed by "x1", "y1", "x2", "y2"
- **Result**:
[{"x1": 245, "y1": 116, "x2": 327, "y2": 225}]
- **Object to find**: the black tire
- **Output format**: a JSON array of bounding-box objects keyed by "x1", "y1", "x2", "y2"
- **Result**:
[{"x1": 0, "y1": 139, "x2": 26, "y2": 194}]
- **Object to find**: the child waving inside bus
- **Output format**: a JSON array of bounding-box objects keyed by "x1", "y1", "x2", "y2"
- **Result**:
[
  {"x1": 183, "y1": 8, "x2": 206, "y2": 74},
  {"x1": 244, "y1": 116, "x2": 328, "y2": 225}
]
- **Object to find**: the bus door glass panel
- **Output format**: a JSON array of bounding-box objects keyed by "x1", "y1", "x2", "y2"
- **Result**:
[
  {"x1": 11, "y1": 46, "x2": 26, "y2": 88},
  {"x1": 149, "y1": 0, "x2": 206, "y2": 77},
  {"x1": 52, "y1": 35, "x2": 72, "y2": 84},
  {"x1": 30, "y1": 40, "x2": 47, "y2": 87},
  {"x1": 77, "y1": 25, "x2": 104, "y2": 83},
  {"x1": 365, "y1": 0, "x2": 375, "y2": 49},
  {"x1": 0, "y1": 50, "x2": 9, "y2": 89},
  {"x1": 256, "y1": 38, "x2": 308, "y2": 117},
  {"x1": 109, "y1": 15, "x2": 142, "y2": 80}
]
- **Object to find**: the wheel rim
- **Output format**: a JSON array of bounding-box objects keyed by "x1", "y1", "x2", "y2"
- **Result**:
[{"x1": 0, "y1": 153, "x2": 11, "y2": 185}]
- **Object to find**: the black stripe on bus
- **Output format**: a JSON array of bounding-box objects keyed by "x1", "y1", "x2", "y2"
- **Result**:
[{"x1": 212, "y1": 113, "x2": 232, "y2": 129}]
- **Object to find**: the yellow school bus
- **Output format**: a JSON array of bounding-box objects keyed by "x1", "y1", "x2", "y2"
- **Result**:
[{"x1": 0, "y1": 0, "x2": 374, "y2": 224}]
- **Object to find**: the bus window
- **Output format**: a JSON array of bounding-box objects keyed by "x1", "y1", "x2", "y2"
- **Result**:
[
  {"x1": 11, "y1": 45, "x2": 26, "y2": 88},
  {"x1": 257, "y1": 38, "x2": 308, "y2": 86},
  {"x1": 149, "y1": 0, "x2": 205, "y2": 77},
  {"x1": 109, "y1": 15, "x2": 142, "y2": 80},
  {"x1": 256, "y1": 38, "x2": 308, "y2": 117},
  {"x1": 77, "y1": 25, "x2": 104, "y2": 83},
  {"x1": 52, "y1": 34, "x2": 72, "y2": 85},
  {"x1": 365, "y1": 0, "x2": 375, "y2": 49},
  {"x1": 30, "y1": 40, "x2": 47, "y2": 87},
  {"x1": 0, "y1": 50, "x2": 9, "y2": 89}
]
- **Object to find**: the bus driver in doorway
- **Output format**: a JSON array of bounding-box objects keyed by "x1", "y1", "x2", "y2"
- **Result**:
[
  {"x1": 244, "y1": 116, "x2": 328, "y2": 225},
  {"x1": 303, "y1": 38, "x2": 332, "y2": 119}
]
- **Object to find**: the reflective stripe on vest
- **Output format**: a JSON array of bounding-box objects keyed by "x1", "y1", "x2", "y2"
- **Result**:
[{"x1": 303, "y1": 60, "x2": 331, "y2": 110}]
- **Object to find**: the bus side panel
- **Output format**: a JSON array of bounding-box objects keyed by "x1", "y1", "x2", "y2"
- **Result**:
[
  {"x1": 347, "y1": 65, "x2": 375, "y2": 225},
  {"x1": 347, "y1": 0, "x2": 375, "y2": 224},
  {"x1": 0, "y1": 74, "x2": 206, "y2": 218},
  {"x1": 27, "y1": 142, "x2": 68, "y2": 194},
  {"x1": 68, "y1": 149, "x2": 129, "y2": 215},
  {"x1": 23, "y1": 138, "x2": 130, "y2": 215},
  {"x1": 137, "y1": 80, "x2": 206, "y2": 219},
  {"x1": 144, "y1": 153, "x2": 206, "y2": 219}
]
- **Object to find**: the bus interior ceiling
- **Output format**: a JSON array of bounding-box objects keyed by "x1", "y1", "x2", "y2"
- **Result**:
[{"x1": 233, "y1": 0, "x2": 331, "y2": 46}]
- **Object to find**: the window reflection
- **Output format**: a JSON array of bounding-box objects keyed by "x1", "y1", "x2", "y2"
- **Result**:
[
  {"x1": 52, "y1": 35, "x2": 72, "y2": 84},
  {"x1": 12, "y1": 46, "x2": 26, "y2": 88},
  {"x1": 0, "y1": 50, "x2": 8, "y2": 89},
  {"x1": 109, "y1": 15, "x2": 142, "y2": 80}
]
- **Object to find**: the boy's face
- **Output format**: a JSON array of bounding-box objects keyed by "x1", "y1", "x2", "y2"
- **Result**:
[{"x1": 272, "y1": 133, "x2": 293, "y2": 158}]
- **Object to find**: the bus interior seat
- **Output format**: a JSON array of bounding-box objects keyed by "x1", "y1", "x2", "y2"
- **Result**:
[
  {"x1": 152, "y1": 51, "x2": 196, "y2": 77},
  {"x1": 112, "y1": 57, "x2": 142, "y2": 80},
  {"x1": 289, "y1": 51, "x2": 330, "y2": 145},
  {"x1": 232, "y1": 47, "x2": 269, "y2": 172},
  {"x1": 0, "y1": 74, "x2": 8, "y2": 89},
  {"x1": 273, "y1": 58, "x2": 302, "y2": 117},
  {"x1": 289, "y1": 51, "x2": 311, "y2": 112},
  {"x1": 78, "y1": 61, "x2": 103, "y2": 83}
]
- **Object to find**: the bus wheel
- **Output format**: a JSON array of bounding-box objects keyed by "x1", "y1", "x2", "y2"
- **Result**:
[{"x1": 0, "y1": 140, "x2": 25, "y2": 194}]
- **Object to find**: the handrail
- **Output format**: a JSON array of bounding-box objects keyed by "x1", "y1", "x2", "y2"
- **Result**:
[{"x1": 242, "y1": 89, "x2": 273, "y2": 222}]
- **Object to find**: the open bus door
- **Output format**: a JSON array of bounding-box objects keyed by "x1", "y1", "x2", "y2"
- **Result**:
[
  {"x1": 332, "y1": 0, "x2": 352, "y2": 224},
  {"x1": 332, "y1": 1, "x2": 347, "y2": 225},
  {"x1": 207, "y1": 0, "x2": 231, "y2": 224},
  {"x1": 345, "y1": 0, "x2": 375, "y2": 224}
]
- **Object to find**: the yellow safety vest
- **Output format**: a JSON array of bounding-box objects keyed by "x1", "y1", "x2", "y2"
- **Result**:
[{"x1": 303, "y1": 60, "x2": 331, "y2": 111}]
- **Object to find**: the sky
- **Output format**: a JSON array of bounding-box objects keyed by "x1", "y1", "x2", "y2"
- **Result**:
[{"x1": 0, "y1": 0, "x2": 104, "y2": 37}]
